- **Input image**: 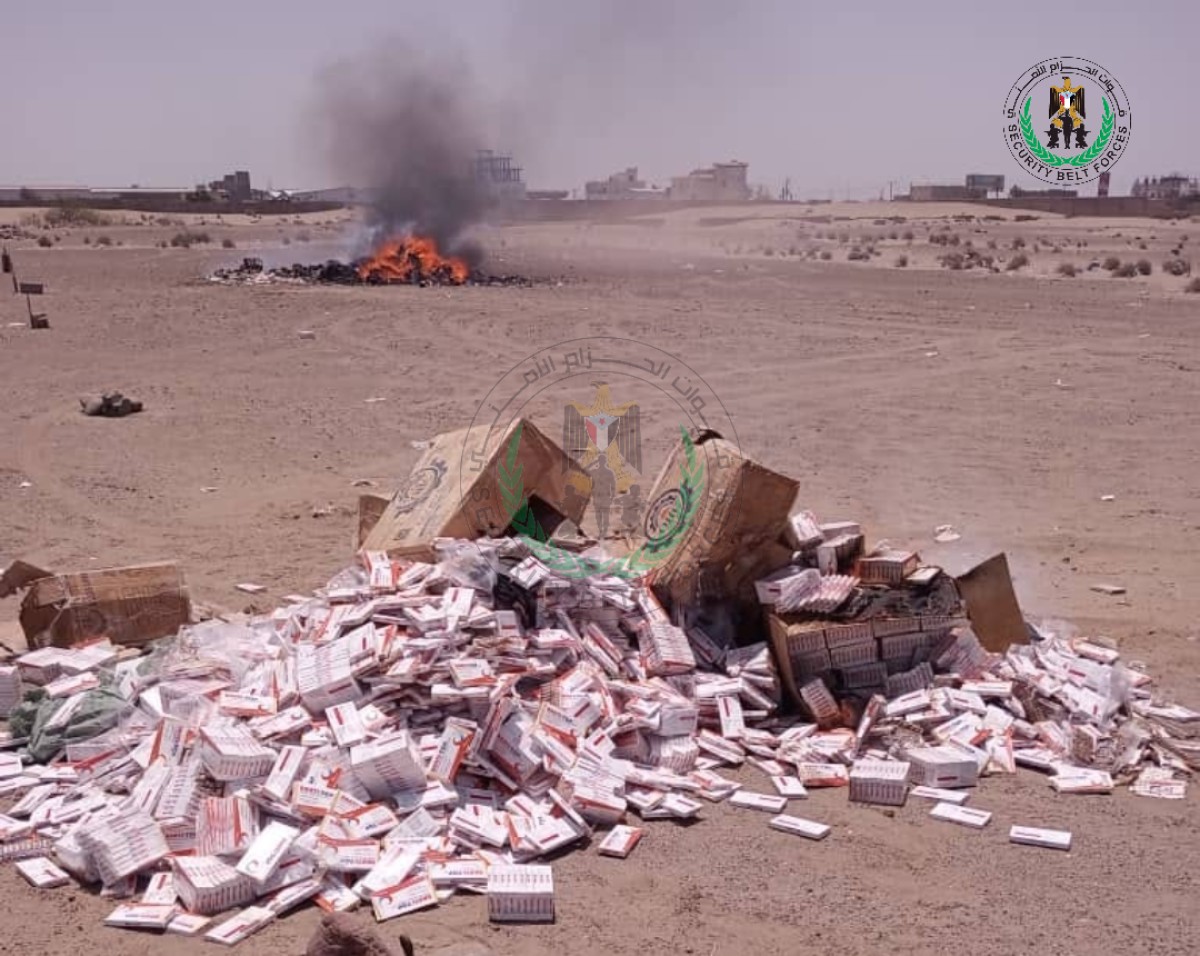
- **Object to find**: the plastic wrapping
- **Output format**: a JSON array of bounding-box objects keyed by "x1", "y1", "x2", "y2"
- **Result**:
[{"x1": 434, "y1": 539, "x2": 499, "y2": 593}]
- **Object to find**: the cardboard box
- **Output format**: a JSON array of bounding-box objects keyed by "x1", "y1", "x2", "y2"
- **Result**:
[
  {"x1": 953, "y1": 554, "x2": 1028, "y2": 653},
  {"x1": 1, "y1": 561, "x2": 190, "y2": 649},
  {"x1": 642, "y1": 433, "x2": 798, "y2": 609},
  {"x1": 363, "y1": 419, "x2": 586, "y2": 559}
]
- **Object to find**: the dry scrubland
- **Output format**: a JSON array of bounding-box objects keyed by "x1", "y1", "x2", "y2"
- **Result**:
[{"x1": 1, "y1": 201, "x2": 1198, "y2": 956}]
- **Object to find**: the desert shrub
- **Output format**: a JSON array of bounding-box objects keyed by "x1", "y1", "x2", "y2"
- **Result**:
[
  {"x1": 787, "y1": 245, "x2": 799, "y2": 256},
  {"x1": 36, "y1": 235, "x2": 53, "y2": 248},
  {"x1": 43, "y1": 205, "x2": 109, "y2": 227},
  {"x1": 1163, "y1": 257, "x2": 1192, "y2": 276},
  {"x1": 1136, "y1": 259, "x2": 1152, "y2": 275},
  {"x1": 847, "y1": 247, "x2": 869, "y2": 261},
  {"x1": 902, "y1": 230, "x2": 914, "y2": 241},
  {"x1": 1185, "y1": 277, "x2": 1200, "y2": 293},
  {"x1": 82, "y1": 236, "x2": 91, "y2": 245},
  {"x1": 1056, "y1": 262, "x2": 1077, "y2": 277},
  {"x1": 297, "y1": 231, "x2": 311, "y2": 243},
  {"x1": 895, "y1": 254, "x2": 908, "y2": 267},
  {"x1": 837, "y1": 233, "x2": 850, "y2": 243},
  {"x1": 282, "y1": 236, "x2": 292, "y2": 246},
  {"x1": 1112, "y1": 262, "x2": 1138, "y2": 278},
  {"x1": 1139, "y1": 242, "x2": 1148, "y2": 250},
  {"x1": 1103, "y1": 256, "x2": 1121, "y2": 271},
  {"x1": 987, "y1": 239, "x2": 997, "y2": 250},
  {"x1": 94, "y1": 235, "x2": 112, "y2": 246},
  {"x1": 819, "y1": 250, "x2": 832, "y2": 260},
  {"x1": 888, "y1": 231, "x2": 898, "y2": 240},
  {"x1": 1011, "y1": 237, "x2": 1026, "y2": 249},
  {"x1": 1015, "y1": 214, "x2": 1038, "y2": 222},
  {"x1": 939, "y1": 252, "x2": 965, "y2": 270},
  {"x1": 222, "y1": 238, "x2": 236, "y2": 249},
  {"x1": 170, "y1": 230, "x2": 212, "y2": 248}
]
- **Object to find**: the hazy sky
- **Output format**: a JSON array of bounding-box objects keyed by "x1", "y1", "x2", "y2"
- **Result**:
[{"x1": 4, "y1": 1, "x2": 1195, "y2": 198}]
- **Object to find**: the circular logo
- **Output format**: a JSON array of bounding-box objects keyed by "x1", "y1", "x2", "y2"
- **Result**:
[
  {"x1": 458, "y1": 336, "x2": 741, "y2": 581},
  {"x1": 391, "y1": 461, "x2": 446, "y2": 514},
  {"x1": 1002, "y1": 57, "x2": 1131, "y2": 185}
]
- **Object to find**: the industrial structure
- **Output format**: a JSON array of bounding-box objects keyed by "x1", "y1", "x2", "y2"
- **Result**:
[{"x1": 473, "y1": 150, "x2": 526, "y2": 201}]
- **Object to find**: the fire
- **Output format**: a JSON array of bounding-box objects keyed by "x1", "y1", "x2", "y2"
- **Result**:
[{"x1": 355, "y1": 235, "x2": 470, "y2": 285}]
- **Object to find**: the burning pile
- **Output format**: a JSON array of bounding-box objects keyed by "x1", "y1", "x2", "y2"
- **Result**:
[
  {"x1": 208, "y1": 236, "x2": 533, "y2": 288},
  {"x1": 0, "y1": 429, "x2": 1195, "y2": 944}
]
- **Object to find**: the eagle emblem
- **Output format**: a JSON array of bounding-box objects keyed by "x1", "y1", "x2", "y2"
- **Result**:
[
  {"x1": 1046, "y1": 77, "x2": 1089, "y2": 149},
  {"x1": 562, "y1": 383, "x2": 642, "y2": 497}
]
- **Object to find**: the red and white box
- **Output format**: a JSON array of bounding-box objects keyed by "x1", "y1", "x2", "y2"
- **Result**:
[
  {"x1": 768, "y1": 814, "x2": 831, "y2": 841},
  {"x1": 794, "y1": 763, "x2": 849, "y2": 788},
  {"x1": 196, "y1": 796, "x2": 258, "y2": 857},
  {"x1": 326, "y1": 703, "x2": 368, "y2": 748},
  {"x1": 197, "y1": 727, "x2": 275, "y2": 782},
  {"x1": 770, "y1": 776, "x2": 809, "y2": 799},
  {"x1": 172, "y1": 856, "x2": 257, "y2": 915},
  {"x1": 43, "y1": 672, "x2": 100, "y2": 699},
  {"x1": 15, "y1": 856, "x2": 72, "y2": 888},
  {"x1": 849, "y1": 760, "x2": 910, "y2": 806},
  {"x1": 487, "y1": 864, "x2": 555, "y2": 923},
  {"x1": 142, "y1": 872, "x2": 177, "y2": 905},
  {"x1": 262, "y1": 745, "x2": 307, "y2": 802},
  {"x1": 217, "y1": 691, "x2": 277, "y2": 718},
  {"x1": 204, "y1": 905, "x2": 276, "y2": 945},
  {"x1": 78, "y1": 810, "x2": 170, "y2": 885},
  {"x1": 597, "y1": 825, "x2": 643, "y2": 859},
  {"x1": 371, "y1": 873, "x2": 439, "y2": 922},
  {"x1": 350, "y1": 733, "x2": 426, "y2": 800},
  {"x1": 104, "y1": 903, "x2": 177, "y2": 930},
  {"x1": 929, "y1": 802, "x2": 992, "y2": 829},
  {"x1": 236, "y1": 820, "x2": 299, "y2": 884},
  {"x1": 910, "y1": 785, "x2": 970, "y2": 805},
  {"x1": 166, "y1": 913, "x2": 211, "y2": 936},
  {"x1": 729, "y1": 791, "x2": 787, "y2": 813},
  {"x1": 716, "y1": 695, "x2": 746, "y2": 740},
  {"x1": 1009, "y1": 825, "x2": 1072, "y2": 850},
  {"x1": 429, "y1": 717, "x2": 477, "y2": 783}
]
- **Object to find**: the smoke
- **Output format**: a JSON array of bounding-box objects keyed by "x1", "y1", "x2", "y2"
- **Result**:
[{"x1": 313, "y1": 41, "x2": 492, "y2": 260}]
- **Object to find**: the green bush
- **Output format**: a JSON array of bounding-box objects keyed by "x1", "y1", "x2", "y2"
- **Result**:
[
  {"x1": 1006, "y1": 253, "x2": 1029, "y2": 271},
  {"x1": 1102, "y1": 256, "x2": 1121, "y2": 271},
  {"x1": 43, "y1": 205, "x2": 109, "y2": 227},
  {"x1": 1112, "y1": 262, "x2": 1138, "y2": 278},
  {"x1": 1136, "y1": 259, "x2": 1152, "y2": 275},
  {"x1": 36, "y1": 235, "x2": 53, "y2": 248},
  {"x1": 1056, "y1": 261, "x2": 1077, "y2": 277}
]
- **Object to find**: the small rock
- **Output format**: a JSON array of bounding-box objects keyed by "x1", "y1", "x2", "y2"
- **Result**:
[
  {"x1": 298, "y1": 330, "x2": 317, "y2": 340},
  {"x1": 1091, "y1": 584, "x2": 1127, "y2": 596}
]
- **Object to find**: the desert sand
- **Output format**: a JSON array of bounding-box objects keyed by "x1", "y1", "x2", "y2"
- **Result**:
[{"x1": 1, "y1": 200, "x2": 1197, "y2": 956}]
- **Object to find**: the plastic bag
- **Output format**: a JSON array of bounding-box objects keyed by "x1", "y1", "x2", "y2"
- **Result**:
[
  {"x1": 435, "y1": 539, "x2": 498, "y2": 593},
  {"x1": 15, "y1": 685, "x2": 131, "y2": 763}
]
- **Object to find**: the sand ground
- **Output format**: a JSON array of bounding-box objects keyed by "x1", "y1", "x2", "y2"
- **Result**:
[{"x1": 0, "y1": 201, "x2": 1197, "y2": 955}]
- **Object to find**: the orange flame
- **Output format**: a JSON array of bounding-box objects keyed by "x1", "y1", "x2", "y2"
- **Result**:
[{"x1": 356, "y1": 235, "x2": 470, "y2": 285}]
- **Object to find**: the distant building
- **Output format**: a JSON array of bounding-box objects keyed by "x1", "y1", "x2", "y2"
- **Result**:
[
  {"x1": 1009, "y1": 185, "x2": 1078, "y2": 199},
  {"x1": 1131, "y1": 175, "x2": 1200, "y2": 200},
  {"x1": 908, "y1": 184, "x2": 986, "y2": 202},
  {"x1": 474, "y1": 150, "x2": 526, "y2": 201},
  {"x1": 585, "y1": 167, "x2": 663, "y2": 200},
  {"x1": 668, "y1": 161, "x2": 751, "y2": 201}
]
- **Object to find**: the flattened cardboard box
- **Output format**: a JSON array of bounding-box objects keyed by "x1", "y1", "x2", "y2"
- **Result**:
[
  {"x1": 363, "y1": 419, "x2": 587, "y2": 559},
  {"x1": 643, "y1": 433, "x2": 797, "y2": 608},
  {"x1": 7, "y1": 562, "x2": 190, "y2": 649}
]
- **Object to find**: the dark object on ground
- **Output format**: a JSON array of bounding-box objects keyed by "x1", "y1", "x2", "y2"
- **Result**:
[
  {"x1": 306, "y1": 914, "x2": 413, "y2": 956},
  {"x1": 208, "y1": 257, "x2": 535, "y2": 288},
  {"x1": 80, "y1": 391, "x2": 143, "y2": 417}
]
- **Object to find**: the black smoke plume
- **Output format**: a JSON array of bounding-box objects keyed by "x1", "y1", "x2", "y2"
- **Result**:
[{"x1": 314, "y1": 43, "x2": 490, "y2": 263}]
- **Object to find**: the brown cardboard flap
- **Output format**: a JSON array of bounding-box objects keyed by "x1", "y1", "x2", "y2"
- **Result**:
[
  {"x1": 357, "y1": 494, "x2": 391, "y2": 549},
  {"x1": 363, "y1": 418, "x2": 587, "y2": 559},
  {"x1": 20, "y1": 562, "x2": 190, "y2": 649},
  {"x1": 645, "y1": 434, "x2": 798, "y2": 608},
  {"x1": 954, "y1": 553, "x2": 1028, "y2": 652},
  {"x1": 0, "y1": 560, "x2": 53, "y2": 599}
]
